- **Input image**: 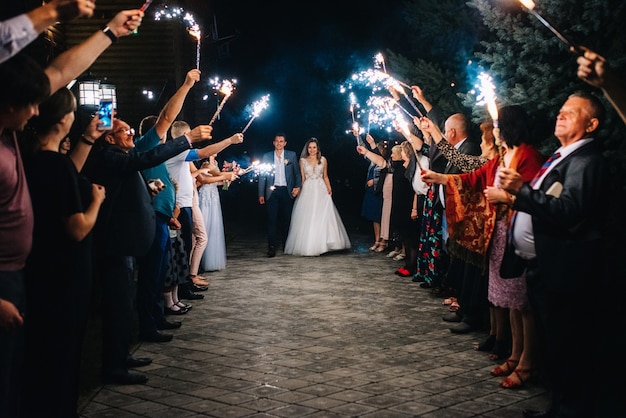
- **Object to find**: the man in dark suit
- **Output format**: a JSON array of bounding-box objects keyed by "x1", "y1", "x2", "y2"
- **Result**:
[
  {"x1": 499, "y1": 91, "x2": 608, "y2": 418},
  {"x1": 258, "y1": 132, "x2": 302, "y2": 257},
  {"x1": 82, "y1": 117, "x2": 212, "y2": 385}
]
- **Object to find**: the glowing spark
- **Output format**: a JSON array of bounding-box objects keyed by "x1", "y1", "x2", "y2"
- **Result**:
[
  {"x1": 208, "y1": 78, "x2": 237, "y2": 125},
  {"x1": 476, "y1": 72, "x2": 504, "y2": 165},
  {"x1": 242, "y1": 94, "x2": 270, "y2": 133},
  {"x1": 374, "y1": 52, "x2": 387, "y2": 73}
]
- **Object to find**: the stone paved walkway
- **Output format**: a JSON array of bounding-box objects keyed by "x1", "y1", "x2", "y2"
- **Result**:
[{"x1": 78, "y1": 221, "x2": 554, "y2": 418}]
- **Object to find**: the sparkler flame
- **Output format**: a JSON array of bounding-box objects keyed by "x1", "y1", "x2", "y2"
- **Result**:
[
  {"x1": 154, "y1": 6, "x2": 203, "y2": 68},
  {"x1": 476, "y1": 72, "x2": 498, "y2": 126},
  {"x1": 518, "y1": 0, "x2": 535, "y2": 10},
  {"x1": 476, "y1": 72, "x2": 506, "y2": 166},
  {"x1": 242, "y1": 94, "x2": 270, "y2": 133},
  {"x1": 208, "y1": 78, "x2": 237, "y2": 125},
  {"x1": 374, "y1": 52, "x2": 387, "y2": 73}
]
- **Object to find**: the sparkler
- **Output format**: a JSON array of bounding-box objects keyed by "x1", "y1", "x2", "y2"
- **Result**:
[
  {"x1": 154, "y1": 6, "x2": 203, "y2": 68},
  {"x1": 187, "y1": 21, "x2": 202, "y2": 70},
  {"x1": 208, "y1": 78, "x2": 236, "y2": 125},
  {"x1": 476, "y1": 72, "x2": 504, "y2": 166},
  {"x1": 518, "y1": 0, "x2": 582, "y2": 55},
  {"x1": 374, "y1": 52, "x2": 387, "y2": 73},
  {"x1": 348, "y1": 92, "x2": 364, "y2": 145},
  {"x1": 241, "y1": 94, "x2": 270, "y2": 133},
  {"x1": 139, "y1": 0, "x2": 153, "y2": 12},
  {"x1": 239, "y1": 160, "x2": 260, "y2": 175}
]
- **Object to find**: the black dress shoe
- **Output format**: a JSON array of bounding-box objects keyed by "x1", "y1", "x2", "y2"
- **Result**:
[
  {"x1": 179, "y1": 287, "x2": 204, "y2": 300},
  {"x1": 157, "y1": 320, "x2": 182, "y2": 330},
  {"x1": 175, "y1": 301, "x2": 192, "y2": 310},
  {"x1": 420, "y1": 281, "x2": 432, "y2": 288},
  {"x1": 103, "y1": 369, "x2": 148, "y2": 385},
  {"x1": 522, "y1": 409, "x2": 555, "y2": 418},
  {"x1": 267, "y1": 246, "x2": 276, "y2": 257},
  {"x1": 442, "y1": 312, "x2": 462, "y2": 322},
  {"x1": 165, "y1": 306, "x2": 188, "y2": 315},
  {"x1": 139, "y1": 331, "x2": 173, "y2": 343},
  {"x1": 449, "y1": 321, "x2": 475, "y2": 334},
  {"x1": 126, "y1": 356, "x2": 152, "y2": 368}
]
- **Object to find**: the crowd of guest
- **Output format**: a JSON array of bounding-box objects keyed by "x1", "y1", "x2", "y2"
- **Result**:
[
  {"x1": 0, "y1": 3, "x2": 246, "y2": 417},
  {"x1": 357, "y1": 79, "x2": 620, "y2": 418}
]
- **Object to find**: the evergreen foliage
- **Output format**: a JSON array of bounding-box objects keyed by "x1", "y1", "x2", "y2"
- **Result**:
[{"x1": 388, "y1": 0, "x2": 626, "y2": 276}]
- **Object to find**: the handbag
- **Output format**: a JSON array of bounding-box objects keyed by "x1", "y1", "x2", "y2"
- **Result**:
[{"x1": 499, "y1": 243, "x2": 526, "y2": 279}]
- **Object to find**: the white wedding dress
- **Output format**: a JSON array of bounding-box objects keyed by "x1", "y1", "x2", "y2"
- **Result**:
[
  {"x1": 284, "y1": 158, "x2": 351, "y2": 256},
  {"x1": 198, "y1": 180, "x2": 226, "y2": 271}
]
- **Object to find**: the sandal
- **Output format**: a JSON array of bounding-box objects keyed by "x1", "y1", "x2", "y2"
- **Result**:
[
  {"x1": 369, "y1": 242, "x2": 380, "y2": 251},
  {"x1": 442, "y1": 297, "x2": 457, "y2": 306},
  {"x1": 449, "y1": 301, "x2": 460, "y2": 312},
  {"x1": 491, "y1": 358, "x2": 519, "y2": 377},
  {"x1": 500, "y1": 368, "x2": 533, "y2": 389},
  {"x1": 374, "y1": 242, "x2": 388, "y2": 253}
]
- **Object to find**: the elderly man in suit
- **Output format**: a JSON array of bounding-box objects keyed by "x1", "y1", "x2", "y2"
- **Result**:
[
  {"x1": 498, "y1": 91, "x2": 609, "y2": 418},
  {"x1": 258, "y1": 132, "x2": 302, "y2": 257}
]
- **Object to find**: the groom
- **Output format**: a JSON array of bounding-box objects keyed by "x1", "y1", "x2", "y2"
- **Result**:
[{"x1": 258, "y1": 132, "x2": 302, "y2": 257}]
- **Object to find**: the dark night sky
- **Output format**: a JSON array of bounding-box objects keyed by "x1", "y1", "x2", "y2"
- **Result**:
[{"x1": 199, "y1": 0, "x2": 408, "y2": 155}]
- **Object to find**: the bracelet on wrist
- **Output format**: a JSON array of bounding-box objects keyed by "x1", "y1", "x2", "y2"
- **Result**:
[
  {"x1": 80, "y1": 136, "x2": 95, "y2": 146},
  {"x1": 101, "y1": 25, "x2": 118, "y2": 43}
]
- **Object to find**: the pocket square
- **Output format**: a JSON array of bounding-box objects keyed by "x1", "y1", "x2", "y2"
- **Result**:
[{"x1": 546, "y1": 181, "x2": 563, "y2": 197}]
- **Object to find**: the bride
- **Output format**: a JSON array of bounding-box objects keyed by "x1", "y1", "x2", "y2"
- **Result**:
[{"x1": 284, "y1": 138, "x2": 351, "y2": 256}]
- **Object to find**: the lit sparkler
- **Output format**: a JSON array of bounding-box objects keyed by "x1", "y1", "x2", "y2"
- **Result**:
[
  {"x1": 475, "y1": 72, "x2": 504, "y2": 165},
  {"x1": 208, "y1": 78, "x2": 236, "y2": 125},
  {"x1": 154, "y1": 6, "x2": 203, "y2": 68},
  {"x1": 239, "y1": 160, "x2": 260, "y2": 175},
  {"x1": 241, "y1": 94, "x2": 270, "y2": 133},
  {"x1": 518, "y1": 0, "x2": 582, "y2": 54},
  {"x1": 374, "y1": 52, "x2": 387, "y2": 73}
]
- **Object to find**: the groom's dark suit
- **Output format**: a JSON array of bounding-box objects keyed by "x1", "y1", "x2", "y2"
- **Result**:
[{"x1": 258, "y1": 149, "x2": 302, "y2": 252}]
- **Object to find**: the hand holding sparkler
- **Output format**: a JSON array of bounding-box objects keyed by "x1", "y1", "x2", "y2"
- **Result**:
[
  {"x1": 577, "y1": 47, "x2": 626, "y2": 125},
  {"x1": 238, "y1": 161, "x2": 260, "y2": 176}
]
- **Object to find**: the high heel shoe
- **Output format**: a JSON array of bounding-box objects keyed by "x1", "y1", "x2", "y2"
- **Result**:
[
  {"x1": 491, "y1": 358, "x2": 519, "y2": 377},
  {"x1": 500, "y1": 368, "x2": 533, "y2": 389},
  {"x1": 369, "y1": 242, "x2": 380, "y2": 251},
  {"x1": 374, "y1": 242, "x2": 388, "y2": 253}
]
